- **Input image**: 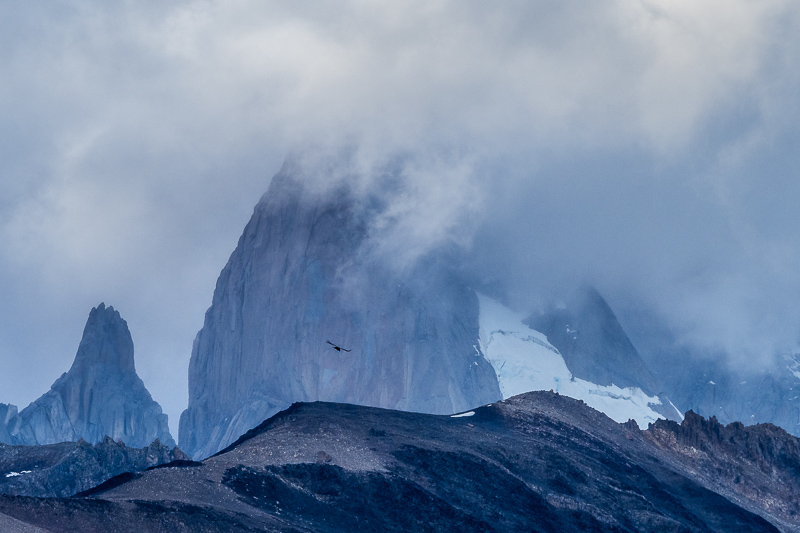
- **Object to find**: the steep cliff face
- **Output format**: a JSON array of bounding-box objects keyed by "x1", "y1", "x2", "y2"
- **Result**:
[
  {"x1": 6, "y1": 304, "x2": 174, "y2": 448},
  {"x1": 527, "y1": 287, "x2": 681, "y2": 422},
  {"x1": 527, "y1": 288, "x2": 657, "y2": 392},
  {"x1": 0, "y1": 405, "x2": 15, "y2": 445},
  {"x1": 179, "y1": 160, "x2": 501, "y2": 458}
]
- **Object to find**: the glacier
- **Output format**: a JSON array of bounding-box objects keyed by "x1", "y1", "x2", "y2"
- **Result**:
[{"x1": 478, "y1": 294, "x2": 666, "y2": 429}]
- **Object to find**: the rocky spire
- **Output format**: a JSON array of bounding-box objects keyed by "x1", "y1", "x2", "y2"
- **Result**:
[
  {"x1": 68, "y1": 303, "x2": 136, "y2": 374},
  {"x1": 6, "y1": 304, "x2": 175, "y2": 448}
]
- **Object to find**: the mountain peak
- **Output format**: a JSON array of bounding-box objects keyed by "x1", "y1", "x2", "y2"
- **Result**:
[
  {"x1": 179, "y1": 160, "x2": 500, "y2": 458},
  {"x1": 4, "y1": 304, "x2": 174, "y2": 448},
  {"x1": 527, "y1": 286, "x2": 660, "y2": 394},
  {"x1": 70, "y1": 302, "x2": 135, "y2": 374}
]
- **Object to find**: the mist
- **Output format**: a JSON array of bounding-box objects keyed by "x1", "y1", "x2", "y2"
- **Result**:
[{"x1": 2, "y1": 0, "x2": 800, "y2": 434}]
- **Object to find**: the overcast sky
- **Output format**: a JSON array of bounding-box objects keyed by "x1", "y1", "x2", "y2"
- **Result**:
[{"x1": 2, "y1": 1, "x2": 800, "y2": 438}]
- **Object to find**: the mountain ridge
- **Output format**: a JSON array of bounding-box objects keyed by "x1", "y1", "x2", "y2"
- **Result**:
[
  {"x1": 0, "y1": 437, "x2": 186, "y2": 498},
  {"x1": 1, "y1": 392, "x2": 796, "y2": 532}
]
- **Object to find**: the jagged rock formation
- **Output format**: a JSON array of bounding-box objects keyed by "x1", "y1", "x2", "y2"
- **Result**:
[
  {"x1": 0, "y1": 437, "x2": 186, "y2": 498},
  {"x1": 527, "y1": 287, "x2": 681, "y2": 421},
  {"x1": 4, "y1": 304, "x2": 174, "y2": 448},
  {"x1": 180, "y1": 159, "x2": 501, "y2": 458},
  {"x1": 646, "y1": 411, "x2": 800, "y2": 530},
  {"x1": 0, "y1": 393, "x2": 791, "y2": 532}
]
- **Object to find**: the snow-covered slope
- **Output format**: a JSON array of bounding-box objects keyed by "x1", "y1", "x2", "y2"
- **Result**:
[{"x1": 478, "y1": 294, "x2": 668, "y2": 429}]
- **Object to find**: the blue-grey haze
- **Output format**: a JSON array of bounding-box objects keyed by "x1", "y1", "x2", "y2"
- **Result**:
[{"x1": 1, "y1": 1, "x2": 800, "y2": 437}]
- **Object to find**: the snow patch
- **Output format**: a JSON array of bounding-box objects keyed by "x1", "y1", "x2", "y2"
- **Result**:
[
  {"x1": 668, "y1": 400, "x2": 684, "y2": 421},
  {"x1": 4, "y1": 470, "x2": 31, "y2": 478},
  {"x1": 478, "y1": 294, "x2": 663, "y2": 429},
  {"x1": 451, "y1": 411, "x2": 475, "y2": 418}
]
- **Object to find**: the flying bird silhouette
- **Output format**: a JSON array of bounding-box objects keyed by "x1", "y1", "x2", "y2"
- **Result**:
[{"x1": 326, "y1": 340, "x2": 351, "y2": 352}]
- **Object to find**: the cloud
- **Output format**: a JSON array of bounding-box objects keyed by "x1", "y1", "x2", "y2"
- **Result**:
[{"x1": 1, "y1": 0, "x2": 800, "y2": 431}]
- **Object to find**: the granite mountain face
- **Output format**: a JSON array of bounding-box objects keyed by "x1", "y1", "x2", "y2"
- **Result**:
[
  {"x1": 179, "y1": 158, "x2": 680, "y2": 459},
  {"x1": 179, "y1": 160, "x2": 502, "y2": 458},
  {"x1": 527, "y1": 287, "x2": 660, "y2": 393},
  {"x1": 0, "y1": 405, "x2": 15, "y2": 445},
  {"x1": 2, "y1": 304, "x2": 174, "y2": 449}
]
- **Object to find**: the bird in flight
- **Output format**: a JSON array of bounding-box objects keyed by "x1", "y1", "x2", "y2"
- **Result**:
[{"x1": 326, "y1": 340, "x2": 351, "y2": 352}]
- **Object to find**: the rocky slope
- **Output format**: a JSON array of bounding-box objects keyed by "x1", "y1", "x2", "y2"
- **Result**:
[
  {"x1": 0, "y1": 438, "x2": 186, "y2": 498},
  {"x1": 3, "y1": 304, "x2": 174, "y2": 448},
  {"x1": 646, "y1": 411, "x2": 800, "y2": 530},
  {"x1": 1, "y1": 392, "x2": 797, "y2": 532},
  {"x1": 180, "y1": 159, "x2": 501, "y2": 458},
  {"x1": 528, "y1": 288, "x2": 660, "y2": 393}
]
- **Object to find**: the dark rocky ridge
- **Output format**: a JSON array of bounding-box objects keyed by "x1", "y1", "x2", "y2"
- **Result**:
[
  {"x1": 3, "y1": 304, "x2": 174, "y2": 448},
  {"x1": 0, "y1": 437, "x2": 186, "y2": 498},
  {"x1": 180, "y1": 158, "x2": 501, "y2": 458},
  {"x1": 2, "y1": 392, "x2": 796, "y2": 531},
  {"x1": 646, "y1": 411, "x2": 800, "y2": 529}
]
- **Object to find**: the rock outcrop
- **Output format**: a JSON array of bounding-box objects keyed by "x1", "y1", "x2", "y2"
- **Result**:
[
  {"x1": 479, "y1": 293, "x2": 672, "y2": 429},
  {"x1": 0, "y1": 437, "x2": 187, "y2": 498},
  {"x1": 646, "y1": 410, "x2": 800, "y2": 529},
  {"x1": 179, "y1": 159, "x2": 501, "y2": 458},
  {"x1": 5, "y1": 304, "x2": 174, "y2": 448}
]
